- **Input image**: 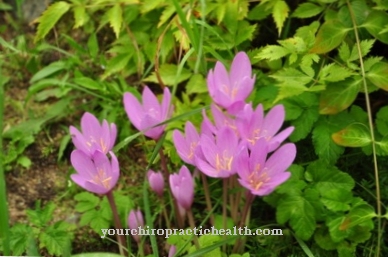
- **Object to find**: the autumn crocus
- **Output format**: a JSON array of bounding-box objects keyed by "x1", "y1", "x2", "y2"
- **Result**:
[
  {"x1": 207, "y1": 52, "x2": 255, "y2": 113},
  {"x1": 235, "y1": 138, "x2": 296, "y2": 196},
  {"x1": 147, "y1": 169, "x2": 164, "y2": 197},
  {"x1": 169, "y1": 165, "x2": 194, "y2": 211},
  {"x1": 69, "y1": 112, "x2": 117, "y2": 157},
  {"x1": 195, "y1": 126, "x2": 240, "y2": 178},
  {"x1": 201, "y1": 104, "x2": 238, "y2": 136},
  {"x1": 236, "y1": 104, "x2": 294, "y2": 152},
  {"x1": 128, "y1": 209, "x2": 144, "y2": 243},
  {"x1": 70, "y1": 150, "x2": 120, "y2": 195},
  {"x1": 123, "y1": 86, "x2": 172, "y2": 140},
  {"x1": 172, "y1": 121, "x2": 202, "y2": 166}
]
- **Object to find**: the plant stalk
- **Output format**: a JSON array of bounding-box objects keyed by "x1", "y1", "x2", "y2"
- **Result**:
[
  {"x1": 106, "y1": 191, "x2": 127, "y2": 256},
  {"x1": 346, "y1": 2, "x2": 382, "y2": 256},
  {"x1": 0, "y1": 67, "x2": 10, "y2": 255}
]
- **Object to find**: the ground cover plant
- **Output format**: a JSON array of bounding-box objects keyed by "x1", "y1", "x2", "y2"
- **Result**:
[{"x1": 1, "y1": 0, "x2": 388, "y2": 256}]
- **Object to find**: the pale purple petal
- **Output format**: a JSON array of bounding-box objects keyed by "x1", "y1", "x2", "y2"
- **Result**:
[
  {"x1": 123, "y1": 92, "x2": 144, "y2": 130},
  {"x1": 262, "y1": 105, "x2": 285, "y2": 136},
  {"x1": 161, "y1": 87, "x2": 172, "y2": 119},
  {"x1": 173, "y1": 130, "x2": 192, "y2": 164},
  {"x1": 71, "y1": 150, "x2": 95, "y2": 178},
  {"x1": 198, "y1": 134, "x2": 218, "y2": 167},
  {"x1": 141, "y1": 115, "x2": 165, "y2": 139},
  {"x1": 268, "y1": 126, "x2": 294, "y2": 152},
  {"x1": 265, "y1": 143, "x2": 296, "y2": 176},
  {"x1": 70, "y1": 126, "x2": 91, "y2": 156},
  {"x1": 230, "y1": 52, "x2": 252, "y2": 86},
  {"x1": 253, "y1": 172, "x2": 291, "y2": 196},
  {"x1": 81, "y1": 112, "x2": 101, "y2": 142},
  {"x1": 142, "y1": 86, "x2": 161, "y2": 117}
]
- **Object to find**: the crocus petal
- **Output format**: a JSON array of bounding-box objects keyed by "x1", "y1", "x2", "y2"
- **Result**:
[
  {"x1": 234, "y1": 76, "x2": 255, "y2": 102},
  {"x1": 161, "y1": 87, "x2": 172, "y2": 119},
  {"x1": 268, "y1": 126, "x2": 294, "y2": 152},
  {"x1": 198, "y1": 134, "x2": 218, "y2": 167},
  {"x1": 70, "y1": 126, "x2": 91, "y2": 156},
  {"x1": 248, "y1": 138, "x2": 268, "y2": 172},
  {"x1": 142, "y1": 86, "x2": 162, "y2": 117},
  {"x1": 141, "y1": 114, "x2": 165, "y2": 139},
  {"x1": 173, "y1": 130, "x2": 192, "y2": 164},
  {"x1": 230, "y1": 52, "x2": 252, "y2": 86},
  {"x1": 123, "y1": 92, "x2": 144, "y2": 130},
  {"x1": 109, "y1": 123, "x2": 117, "y2": 151},
  {"x1": 71, "y1": 150, "x2": 96, "y2": 179},
  {"x1": 253, "y1": 172, "x2": 291, "y2": 196},
  {"x1": 217, "y1": 126, "x2": 238, "y2": 156},
  {"x1": 265, "y1": 143, "x2": 296, "y2": 176},
  {"x1": 262, "y1": 105, "x2": 285, "y2": 136},
  {"x1": 81, "y1": 112, "x2": 101, "y2": 143}
]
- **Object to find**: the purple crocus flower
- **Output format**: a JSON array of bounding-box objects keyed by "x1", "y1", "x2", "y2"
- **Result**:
[
  {"x1": 147, "y1": 169, "x2": 164, "y2": 197},
  {"x1": 70, "y1": 150, "x2": 120, "y2": 195},
  {"x1": 69, "y1": 112, "x2": 117, "y2": 157},
  {"x1": 195, "y1": 126, "x2": 240, "y2": 178},
  {"x1": 172, "y1": 121, "x2": 201, "y2": 166},
  {"x1": 123, "y1": 86, "x2": 172, "y2": 140},
  {"x1": 235, "y1": 138, "x2": 296, "y2": 196},
  {"x1": 128, "y1": 209, "x2": 144, "y2": 243},
  {"x1": 169, "y1": 166, "x2": 194, "y2": 210},
  {"x1": 207, "y1": 52, "x2": 255, "y2": 113},
  {"x1": 201, "y1": 104, "x2": 238, "y2": 136},
  {"x1": 236, "y1": 104, "x2": 294, "y2": 152}
]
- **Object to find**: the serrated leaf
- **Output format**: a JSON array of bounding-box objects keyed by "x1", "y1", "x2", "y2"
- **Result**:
[
  {"x1": 272, "y1": 0, "x2": 289, "y2": 36},
  {"x1": 321, "y1": 189, "x2": 352, "y2": 211},
  {"x1": 290, "y1": 106, "x2": 319, "y2": 142},
  {"x1": 366, "y1": 62, "x2": 388, "y2": 91},
  {"x1": 319, "y1": 77, "x2": 361, "y2": 114},
  {"x1": 307, "y1": 161, "x2": 355, "y2": 194},
  {"x1": 256, "y1": 45, "x2": 290, "y2": 61},
  {"x1": 39, "y1": 227, "x2": 71, "y2": 256},
  {"x1": 376, "y1": 106, "x2": 388, "y2": 136},
  {"x1": 144, "y1": 64, "x2": 191, "y2": 86},
  {"x1": 276, "y1": 195, "x2": 316, "y2": 240},
  {"x1": 235, "y1": 21, "x2": 256, "y2": 46},
  {"x1": 35, "y1": 2, "x2": 71, "y2": 42},
  {"x1": 332, "y1": 123, "x2": 371, "y2": 147},
  {"x1": 73, "y1": 77, "x2": 103, "y2": 91},
  {"x1": 108, "y1": 4, "x2": 123, "y2": 38},
  {"x1": 102, "y1": 53, "x2": 132, "y2": 79},
  {"x1": 75, "y1": 192, "x2": 100, "y2": 212},
  {"x1": 10, "y1": 224, "x2": 34, "y2": 256},
  {"x1": 73, "y1": 5, "x2": 88, "y2": 28},
  {"x1": 310, "y1": 20, "x2": 350, "y2": 54},
  {"x1": 348, "y1": 40, "x2": 375, "y2": 62},
  {"x1": 186, "y1": 74, "x2": 207, "y2": 94},
  {"x1": 320, "y1": 64, "x2": 354, "y2": 82},
  {"x1": 363, "y1": 56, "x2": 383, "y2": 72},
  {"x1": 338, "y1": 43, "x2": 350, "y2": 62},
  {"x1": 292, "y1": 3, "x2": 323, "y2": 18},
  {"x1": 312, "y1": 117, "x2": 346, "y2": 163},
  {"x1": 314, "y1": 227, "x2": 338, "y2": 250},
  {"x1": 363, "y1": 10, "x2": 388, "y2": 44},
  {"x1": 300, "y1": 53, "x2": 319, "y2": 77}
]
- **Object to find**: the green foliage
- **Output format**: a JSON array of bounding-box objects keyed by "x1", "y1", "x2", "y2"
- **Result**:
[
  {"x1": 74, "y1": 191, "x2": 133, "y2": 234},
  {"x1": 9, "y1": 202, "x2": 74, "y2": 256}
]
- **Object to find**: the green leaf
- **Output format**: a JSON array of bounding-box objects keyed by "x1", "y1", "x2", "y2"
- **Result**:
[
  {"x1": 300, "y1": 53, "x2": 320, "y2": 77},
  {"x1": 17, "y1": 156, "x2": 31, "y2": 168},
  {"x1": 292, "y1": 3, "x2": 323, "y2": 18},
  {"x1": 272, "y1": 0, "x2": 289, "y2": 36},
  {"x1": 189, "y1": 235, "x2": 222, "y2": 257},
  {"x1": 314, "y1": 227, "x2": 338, "y2": 250},
  {"x1": 73, "y1": 77, "x2": 103, "y2": 91},
  {"x1": 144, "y1": 64, "x2": 192, "y2": 86},
  {"x1": 30, "y1": 61, "x2": 68, "y2": 83},
  {"x1": 108, "y1": 4, "x2": 123, "y2": 38},
  {"x1": 310, "y1": 20, "x2": 350, "y2": 54},
  {"x1": 72, "y1": 254, "x2": 123, "y2": 257},
  {"x1": 306, "y1": 160, "x2": 355, "y2": 194},
  {"x1": 102, "y1": 53, "x2": 132, "y2": 79},
  {"x1": 35, "y1": 1, "x2": 71, "y2": 42},
  {"x1": 75, "y1": 192, "x2": 100, "y2": 212},
  {"x1": 256, "y1": 45, "x2": 290, "y2": 61},
  {"x1": 271, "y1": 68, "x2": 312, "y2": 101},
  {"x1": 235, "y1": 21, "x2": 256, "y2": 46},
  {"x1": 321, "y1": 189, "x2": 352, "y2": 212},
  {"x1": 319, "y1": 76, "x2": 361, "y2": 115},
  {"x1": 39, "y1": 227, "x2": 71, "y2": 256},
  {"x1": 319, "y1": 64, "x2": 354, "y2": 82},
  {"x1": 376, "y1": 106, "x2": 388, "y2": 136},
  {"x1": 73, "y1": 5, "x2": 88, "y2": 28},
  {"x1": 363, "y1": 10, "x2": 388, "y2": 44},
  {"x1": 312, "y1": 116, "x2": 348, "y2": 163},
  {"x1": 366, "y1": 62, "x2": 388, "y2": 91},
  {"x1": 10, "y1": 224, "x2": 34, "y2": 256},
  {"x1": 276, "y1": 195, "x2": 316, "y2": 240},
  {"x1": 186, "y1": 74, "x2": 207, "y2": 94},
  {"x1": 363, "y1": 56, "x2": 383, "y2": 72},
  {"x1": 332, "y1": 123, "x2": 371, "y2": 147},
  {"x1": 338, "y1": 43, "x2": 350, "y2": 62},
  {"x1": 348, "y1": 40, "x2": 375, "y2": 62}
]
